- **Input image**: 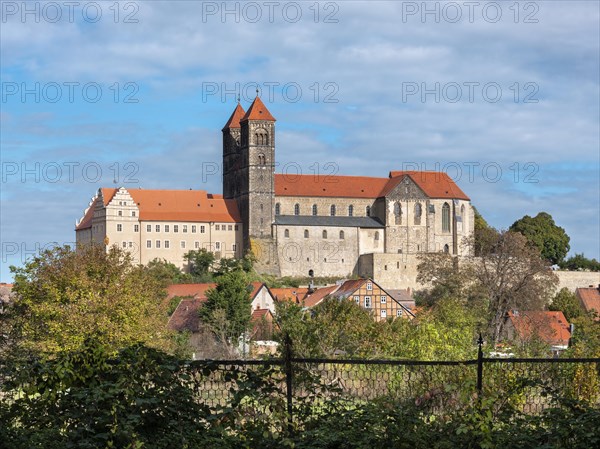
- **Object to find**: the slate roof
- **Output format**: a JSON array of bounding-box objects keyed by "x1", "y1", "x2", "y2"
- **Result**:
[{"x1": 274, "y1": 215, "x2": 384, "y2": 228}]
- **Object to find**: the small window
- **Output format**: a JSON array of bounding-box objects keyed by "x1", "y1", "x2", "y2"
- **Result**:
[
  {"x1": 304, "y1": 230, "x2": 309, "y2": 238},
  {"x1": 200, "y1": 225, "x2": 206, "y2": 233},
  {"x1": 134, "y1": 224, "x2": 139, "y2": 232},
  {"x1": 228, "y1": 225, "x2": 232, "y2": 231},
  {"x1": 128, "y1": 242, "x2": 133, "y2": 248},
  {"x1": 117, "y1": 224, "x2": 122, "y2": 232},
  {"x1": 397, "y1": 309, "x2": 403, "y2": 317},
  {"x1": 381, "y1": 295, "x2": 387, "y2": 304},
  {"x1": 122, "y1": 241, "x2": 127, "y2": 248},
  {"x1": 381, "y1": 310, "x2": 387, "y2": 318},
  {"x1": 414, "y1": 203, "x2": 422, "y2": 225},
  {"x1": 354, "y1": 295, "x2": 360, "y2": 304},
  {"x1": 165, "y1": 240, "x2": 170, "y2": 249},
  {"x1": 284, "y1": 229, "x2": 290, "y2": 238},
  {"x1": 294, "y1": 204, "x2": 300, "y2": 216},
  {"x1": 192, "y1": 225, "x2": 197, "y2": 233},
  {"x1": 118, "y1": 210, "x2": 123, "y2": 217},
  {"x1": 155, "y1": 225, "x2": 160, "y2": 232},
  {"x1": 146, "y1": 240, "x2": 151, "y2": 248},
  {"x1": 147, "y1": 225, "x2": 151, "y2": 232},
  {"x1": 374, "y1": 232, "x2": 380, "y2": 241},
  {"x1": 232, "y1": 244, "x2": 237, "y2": 251},
  {"x1": 444, "y1": 244, "x2": 450, "y2": 254},
  {"x1": 215, "y1": 242, "x2": 220, "y2": 250},
  {"x1": 234, "y1": 225, "x2": 239, "y2": 231},
  {"x1": 183, "y1": 225, "x2": 188, "y2": 233},
  {"x1": 339, "y1": 230, "x2": 344, "y2": 239},
  {"x1": 366, "y1": 282, "x2": 373, "y2": 291},
  {"x1": 215, "y1": 225, "x2": 220, "y2": 231},
  {"x1": 364, "y1": 296, "x2": 372, "y2": 308},
  {"x1": 330, "y1": 205, "x2": 336, "y2": 216},
  {"x1": 322, "y1": 230, "x2": 327, "y2": 239},
  {"x1": 174, "y1": 225, "x2": 179, "y2": 233},
  {"x1": 156, "y1": 240, "x2": 161, "y2": 249},
  {"x1": 131, "y1": 211, "x2": 136, "y2": 217},
  {"x1": 366, "y1": 206, "x2": 371, "y2": 216},
  {"x1": 165, "y1": 225, "x2": 170, "y2": 232},
  {"x1": 275, "y1": 203, "x2": 281, "y2": 216},
  {"x1": 312, "y1": 204, "x2": 318, "y2": 216},
  {"x1": 348, "y1": 205, "x2": 354, "y2": 217},
  {"x1": 181, "y1": 241, "x2": 186, "y2": 249},
  {"x1": 194, "y1": 241, "x2": 200, "y2": 249}
]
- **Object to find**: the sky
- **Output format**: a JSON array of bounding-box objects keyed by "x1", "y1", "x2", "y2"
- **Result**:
[{"x1": 1, "y1": 0, "x2": 599, "y2": 281}]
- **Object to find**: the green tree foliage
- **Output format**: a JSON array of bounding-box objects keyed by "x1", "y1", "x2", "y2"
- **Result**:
[
  {"x1": 559, "y1": 253, "x2": 600, "y2": 271},
  {"x1": 146, "y1": 258, "x2": 193, "y2": 285},
  {"x1": 510, "y1": 212, "x2": 570, "y2": 265},
  {"x1": 549, "y1": 288, "x2": 583, "y2": 321},
  {"x1": 473, "y1": 206, "x2": 500, "y2": 257},
  {"x1": 198, "y1": 270, "x2": 253, "y2": 356},
  {"x1": 184, "y1": 248, "x2": 215, "y2": 277},
  {"x1": 7, "y1": 244, "x2": 174, "y2": 355}
]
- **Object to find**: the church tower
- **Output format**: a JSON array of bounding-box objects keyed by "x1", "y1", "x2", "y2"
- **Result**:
[{"x1": 222, "y1": 95, "x2": 276, "y2": 249}]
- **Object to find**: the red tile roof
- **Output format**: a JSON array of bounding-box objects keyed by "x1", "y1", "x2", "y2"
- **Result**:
[
  {"x1": 330, "y1": 279, "x2": 368, "y2": 299},
  {"x1": 241, "y1": 96, "x2": 276, "y2": 122},
  {"x1": 168, "y1": 299, "x2": 204, "y2": 332},
  {"x1": 274, "y1": 171, "x2": 469, "y2": 200},
  {"x1": 576, "y1": 286, "x2": 600, "y2": 317},
  {"x1": 507, "y1": 311, "x2": 571, "y2": 347},
  {"x1": 76, "y1": 188, "x2": 241, "y2": 230},
  {"x1": 166, "y1": 283, "x2": 216, "y2": 300},
  {"x1": 271, "y1": 287, "x2": 310, "y2": 304},
  {"x1": 304, "y1": 285, "x2": 340, "y2": 307},
  {"x1": 222, "y1": 103, "x2": 246, "y2": 130}
]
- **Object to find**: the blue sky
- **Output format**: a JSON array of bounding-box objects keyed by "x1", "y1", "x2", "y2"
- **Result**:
[{"x1": 1, "y1": 0, "x2": 599, "y2": 281}]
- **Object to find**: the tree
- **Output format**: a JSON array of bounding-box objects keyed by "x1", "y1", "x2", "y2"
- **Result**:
[
  {"x1": 146, "y1": 258, "x2": 193, "y2": 285},
  {"x1": 198, "y1": 270, "x2": 253, "y2": 356},
  {"x1": 549, "y1": 288, "x2": 583, "y2": 321},
  {"x1": 510, "y1": 212, "x2": 570, "y2": 265},
  {"x1": 6, "y1": 244, "x2": 174, "y2": 355},
  {"x1": 184, "y1": 248, "x2": 215, "y2": 277},
  {"x1": 473, "y1": 206, "x2": 499, "y2": 257},
  {"x1": 559, "y1": 253, "x2": 600, "y2": 271}
]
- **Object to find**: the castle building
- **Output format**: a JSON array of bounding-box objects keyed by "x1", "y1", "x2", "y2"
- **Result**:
[{"x1": 76, "y1": 97, "x2": 474, "y2": 288}]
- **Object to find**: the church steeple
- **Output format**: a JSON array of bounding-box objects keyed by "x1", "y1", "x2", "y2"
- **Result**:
[
  {"x1": 222, "y1": 101, "x2": 246, "y2": 131},
  {"x1": 222, "y1": 102, "x2": 246, "y2": 199},
  {"x1": 240, "y1": 95, "x2": 276, "y2": 122}
]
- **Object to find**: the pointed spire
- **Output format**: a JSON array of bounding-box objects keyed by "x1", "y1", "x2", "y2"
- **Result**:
[
  {"x1": 241, "y1": 96, "x2": 276, "y2": 122},
  {"x1": 222, "y1": 103, "x2": 246, "y2": 131}
]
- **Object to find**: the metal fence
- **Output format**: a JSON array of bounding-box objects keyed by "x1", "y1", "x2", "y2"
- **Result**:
[{"x1": 188, "y1": 338, "x2": 600, "y2": 427}]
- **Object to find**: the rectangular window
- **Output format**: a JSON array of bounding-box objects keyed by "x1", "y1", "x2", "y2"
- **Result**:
[
  {"x1": 118, "y1": 210, "x2": 122, "y2": 216},
  {"x1": 234, "y1": 225, "x2": 238, "y2": 231},
  {"x1": 183, "y1": 225, "x2": 188, "y2": 233},
  {"x1": 195, "y1": 241, "x2": 200, "y2": 249},
  {"x1": 134, "y1": 224, "x2": 139, "y2": 232},
  {"x1": 122, "y1": 241, "x2": 127, "y2": 248},
  {"x1": 164, "y1": 240, "x2": 170, "y2": 249},
  {"x1": 128, "y1": 242, "x2": 133, "y2": 248},
  {"x1": 146, "y1": 240, "x2": 151, "y2": 248},
  {"x1": 156, "y1": 240, "x2": 161, "y2": 249},
  {"x1": 215, "y1": 242, "x2": 220, "y2": 250},
  {"x1": 200, "y1": 225, "x2": 205, "y2": 233},
  {"x1": 354, "y1": 295, "x2": 360, "y2": 304},
  {"x1": 232, "y1": 244, "x2": 237, "y2": 252},
  {"x1": 174, "y1": 225, "x2": 179, "y2": 233},
  {"x1": 155, "y1": 225, "x2": 160, "y2": 232},
  {"x1": 364, "y1": 296, "x2": 372, "y2": 308},
  {"x1": 165, "y1": 225, "x2": 169, "y2": 232},
  {"x1": 117, "y1": 224, "x2": 122, "y2": 232},
  {"x1": 381, "y1": 295, "x2": 387, "y2": 304},
  {"x1": 192, "y1": 225, "x2": 197, "y2": 233},
  {"x1": 397, "y1": 309, "x2": 403, "y2": 317},
  {"x1": 228, "y1": 225, "x2": 232, "y2": 231},
  {"x1": 131, "y1": 211, "x2": 136, "y2": 217},
  {"x1": 381, "y1": 310, "x2": 387, "y2": 318},
  {"x1": 180, "y1": 241, "x2": 186, "y2": 249},
  {"x1": 366, "y1": 282, "x2": 373, "y2": 291},
  {"x1": 147, "y1": 225, "x2": 151, "y2": 232},
  {"x1": 215, "y1": 225, "x2": 220, "y2": 231}
]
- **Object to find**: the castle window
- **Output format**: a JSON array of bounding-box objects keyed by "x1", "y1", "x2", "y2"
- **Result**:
[
  {"x1": 228, "y1": 225, "x2": 232, "y2": 231},
  {"x1": 294, "y1": 204, "x2": 300, "y2": 215},
  {"x1": 147, "y1": 225, "x2": 151, "y2": 232},
  {"x1": 442, "y1": 202, "x2": 451, "y2": 232},
  {"x1": 134, "y1": 224, "x2": 139, "y2": 232},
  {"x1": 122, "y1": 241, "x2": 126, "y2": 248},
  {"x1": 146, "y1": 240, "x2": 151, "y2": 248},
  {"x1": 284, "y1": 229, "x2": 290, "y2": 238},
  {"x1": 339, "y1": 230, "x2": 344, "y2": 239},
  {"x1": 165, "y1": 225, "x2": 170, "y2": 232},
  {"x1": 260, "y1": 204, "x2": 263, "y2": 212},
  {"x1": 200, "y1": 225, "x2": 205, "y2": 233},
  {"x1": 215, "y1": 242, "x2": 220, "y2": 250},
  {"x1": 156, "y1": 240, "x2": 161, "y2": 249},
  {"x1": 443, "y1": 244, "x2": 450, "y2": 253},
  {"x1": 131, "y1": 211, "x2": 136, "y2": 217},
  {"x1": 414, "y1": 203, "x2": 422, "y2": 225},
  {"x1": 255, "y1": 129, "x2": 269, "y2": 146},
  {"x1": 348, "y1": 205, "x2": 354, "y2": 216},
  {"x1": 304, "y1": 230, "x2": 309, "y2": 238},
  {"x1": 192, "y1": 225, "x2": 197, "y2": 233},
  {"x1": 156, "y1": 225, "x2": 160, "y2": 232},
  {"x1": 215, "y1": 225, "x2": 220, "y2": 231},
  {"x1": 195, "y1": 241, "x2": 199, "y2": 249},
  {"x1": 394, "y1": 202, "x2": 402, "y2": 225},
  {"x1": 232, "y1": 244, "x2": 237, "y2": 251},
  {"x1": 322, "y1": 230, "x2": 327, "y2": 239},
  {"x1": 258, "y1": 153, "x2": 266, "y2": 165},
  {"x1": 183, "y1": 225, "x2": 188, "y2": 233},
  {"x1": 374, "y1": 232, "x2": 380, "y2": 241},
  {"x1": 275, "y1": 203, "x2": 281, "y2": 215},
  {"x1": 312, "y1": 204, "x2": 318, "y2": 216},
  {"x1": 174, "y1": 225, "x2": 179, "y2": 233},
  {"x1": 366, "y1": 206, "x2": 371, "y2": 216},
  {"x1": 165, "y1": 240, "x2": 170, "y2": 249},
  {"x1": 330, "y1": 205, "x2": 336, "y2": 216},
  {"x1": 117, "y1": 224, "x2": 122, "y2": 232},
  {"x1": 118, "y1": 210, "x2": 122, "y2": 216},
  {"x1": 181, "y1": 241, "x2": 186, "y2": 249}
]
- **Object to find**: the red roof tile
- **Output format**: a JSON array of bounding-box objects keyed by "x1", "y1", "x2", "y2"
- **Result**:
[
  {"x1": 168, "y1": 299, "x2": 204, "y2": 332},
  {"x1": 222, "y1": 103, "x2": 246, "y2": 130},
  {"x1": 166, "y1": 283, "x2": 216, "y2": 300},
  {"x1": 507, "y1": 311, "x2": 571, "y2": 347},
  {"x1": 387, "y1": 171, "x2": 470, "y2": 200},
  {"x1": 576, "y1": 286, "x2": 600, "y2": 317},
  {"x1": 330, "y1": 279, "x2": 368, "y2": 298},
  {"x1": 241, "y1": 96, "x2": 276, "y2": 122},
  {"x1": 304, "y1": 285, "x2": 340, "y2": 307},
  {"x1": 272, "y1": 287, "x2": 310, "y2": 304}
]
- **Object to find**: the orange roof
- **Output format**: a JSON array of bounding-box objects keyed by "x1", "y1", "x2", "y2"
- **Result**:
[
  {"x1": 222, "y1": 103, "x2": 246, "y2": 130},
  {"x1": 241, "y1": 96, "x2": 276, "y2": 122},
  {"x1": 330, "y1": 279, "x2": 368, "y2": 298},
  {"x1": 251, "y1": 308, "x2": 273, "y2": 320},
  {"x1": 576, "y1": 286, "x2": 600, "y2": 317},
  {"x1": 274, "y1": 171, "x2": 469, "y2": 200},
  {"x1": 304, "y1": 285, "x2": 340, "y2": 307},
  {"x1": 166, "y1": 283, "x2": 216, "y2": 300},
  {"x1": 271, "y1": 287, "x2": 310, "y2": 304},
  {"x1": 77, "y1": 188, "x2": 241, "y2": 230},
  {"x1": 507, "y1": 311, "x2": 571, "y2": 347}
]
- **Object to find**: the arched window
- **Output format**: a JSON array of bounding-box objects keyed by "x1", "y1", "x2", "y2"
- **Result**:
[
  {"x1": 312, "y1": 204, "x2": 318, "y2": 216},
  {"x1": 348, "y1": 205, "x2": 354, "y2": 217},
  {"x1": 443, "y1": 244, "x2": 450, "y2": 254},
  {"x1": 304, "y1": 229, "x2": 309, "y2": 238},
  {"x1": 284, "y1": 229, "x2": 290, "y2": 238},
  {"x1": 442, "y1": 202, "x2": 451, "y2": 232},
  {"x1": 260, "y1": 203, "x2": 263, "y2": 212},
  {"x1": 322, "y1": 230, "x2": 328, "y2": 239},
  {"x1": 257, "y1": 153, "x2": 266, "y2": 165},
  {"x1": 308, "y1": 269, "x2": 314, "y2": 277},
  {"x1": 294, "y1": 204, "x2": 300, "y2": 216},
  {"x1": 366, "y1": 205, "x2": 371, "y2": 216},
  {"x1": 339, "y1": 230, "x2": 345, "y2": 239},
  {"x1": 394, "y1": 202, "x2": 402, "y2": 225},
  {"x1": 255, "y1": 128, "x2": 269, "y2": 145},
  {"x1": 414, "y1": 203, "x2": 422, "y2": 225},
  {"x1": 374, "y1": 231, "x2": 380, "y2": 241},
  {"x1": 330, "y1": 205, "x2": 336, "y2": 216},
  {"x1": 275, "y1": 203, "x2": 280, "y2": 215}
]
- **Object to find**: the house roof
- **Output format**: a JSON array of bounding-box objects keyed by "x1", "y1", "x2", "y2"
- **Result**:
[
  {"x1": 304, "y1": 285, "x2": 340, "y2": 307},
  {"x1": 241, "y1": 96, "x2": 276, "y2": 122},
  {"x1": 576, "y1": 286, "x2": 600, "y2": 316},
  {"x1": 507, "y1": 311, "x2": 571, "y2": 347},
  {"x1": 274, "y1": 171, "x2": 469, "y2": 200},
  {"x1": 330, "y1": 279, "x2": 368, "y2": 299},
  {"x1": 274, "y1": 215, "x2": 384, "y2": 228},
  {"x1": 222, "y1": 103, "x2": 246, "y2": 130},
  {"x1": 271, "y1": 287, "x2": 310, "y2": 304},
  {"x1": 166, "y1": 283, "x2": 216, "y2": 300},
  {"x1": 251, "y1": 308, "x2": 273, "y2": 321},
  {"x1": 168, "y1": 299, "x2": 204, "y2": 332},
  {"x1": 76, "y1": 188, "x2": 241, "y2": 230}
]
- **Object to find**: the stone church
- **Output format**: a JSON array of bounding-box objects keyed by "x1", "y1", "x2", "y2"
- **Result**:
[{"x1": 76, "y1": 96, "x2": 474, "y2": 288}]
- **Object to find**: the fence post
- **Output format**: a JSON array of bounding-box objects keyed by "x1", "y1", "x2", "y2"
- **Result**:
[
  {"x1": 477, "y1": 333, "x2": 484, "y2": 398},
  {"x1": 284, "y1": 334, "x2": 293, "y2": 434}
]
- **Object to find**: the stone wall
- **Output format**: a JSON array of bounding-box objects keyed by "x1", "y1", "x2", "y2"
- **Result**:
[{"x1": 554, "y1": 271, "x2": 600, "y2": 292}]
